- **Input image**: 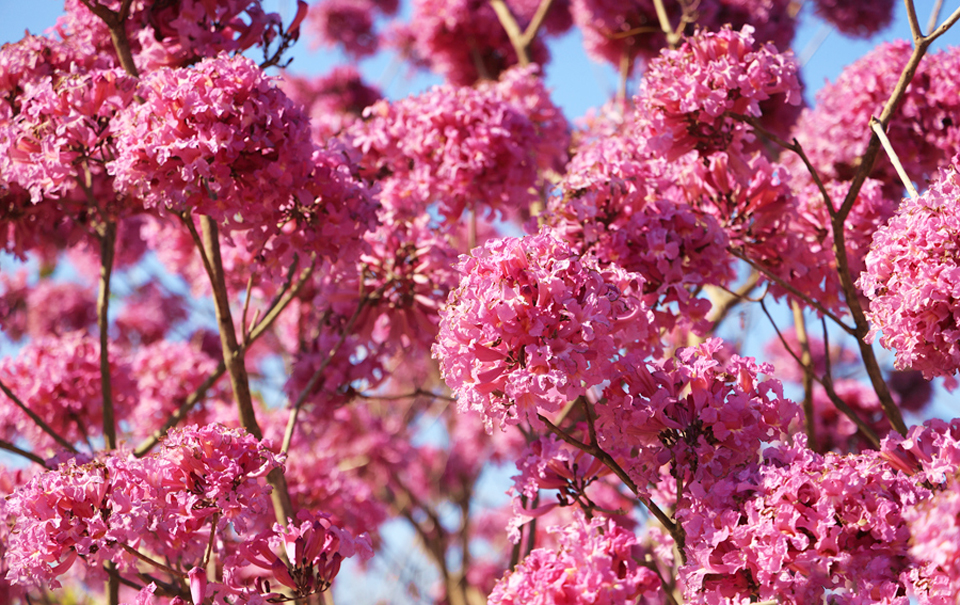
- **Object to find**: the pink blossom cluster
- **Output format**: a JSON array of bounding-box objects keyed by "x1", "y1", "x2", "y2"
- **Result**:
[
  {"x1": 671, "y1": 151, "x2": 829, "y2": 309},
  {"x1": 488, "y1": 511, "x2": 660, "y2": 605},
  {"x1": 434, "y1": 229, "x2": 655, "y2": 430},
  {"x1": 790, "y1": 41, "x2": 960, "y2": 191},
  {"x1": 1, "y1": 67, "x2": 137, "y2": 202},
  {"x1": 507, "y1": 432, "x2": 610, "y2": 542},
  {"x1": 883, "y1": 421, "x2": 960, "y2": 602},
  {"x1": 0, "y1": 331, "x2": 135, "y2": 453},
  {"x1": 636, "y1": 25, "x2": 801, "y2": 159},
  {"x1": 352, "y1": 66, "x2": 568, "y2": 222},
  {"x1": 55, "y1": 0, "x2": 288, "y2": 72},
  {"x1": 231, "y1": 509, "x2": 373, "y2": 598},
  {"x1": 114, "y1": 283, "x2": 187, "y2": 346},
  {"x1": 0, "y1": 274, "x2": 95, "y2": 341},
  {"x1": 110, "y1": 54, "x2": 314, "y2": 228},
  {"x1": 859, "y1": 155, "x2": 960, "y2": 382},
  {"x1": 546, "y1": 134, "x2": 733, "y2": 330},
  {"x1": 4, "y1": 425, "x2": 282, "y2": 589},
  {"x1": 812, "y1": 0, "x2": 895, "y2": 38},
  {"x1": 325, "y1": 214, "x2": 461, "y2": 353},
  {"x1": 400, "y1": 0, "x2": 556, "y2": 85},
  {"x1": 596, "y1": 338, "x2": 799, "y2": 495},
  {"x1": 680, "y1": 437, "x2": 923, "y2": 604},
  {"x1": 307, "y1": 0, "x2": 396, "y2": 59}
]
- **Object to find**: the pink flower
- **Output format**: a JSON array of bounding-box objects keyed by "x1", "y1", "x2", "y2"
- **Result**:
[
  {"x1": 859, "y1": 154, "x2": 960, "y2": 382},
  {"x1": 812, "y1": 0, "x2": 895, "y2": 39},
  {"x1": 637, "y1": 25, "x2": 801, "y2": 159},
  {"x1": 434, "y1": 229, "x2": 655, "y2": 430},
  {"x1": 488, "y1": 511, "x2": 660, "y2": 605},
  {"x1": 232, "y1": 509, "x2": 372, "y2": 598},
  {"x1": 351, "y1": 66, "x2": 568, "y2": 223}
]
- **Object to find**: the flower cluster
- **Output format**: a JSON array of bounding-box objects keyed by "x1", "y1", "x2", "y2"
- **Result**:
[
  {"x1": 812, "y1": 0, "x2": 895, "y2": 38},
  {"x1": 352, "y1": 66, "x2": 568, "y2": 222},
  {"x1": 111, "y1": 54, "x2": 314, "y2": 228},
  {"x1": 596, "y1": 338, "x2": 799, "y2": 495},
  {"x1": 435, "y1": 230, "x2": 654, "y2": 430},
  {"x1": 1, "y1": 68, "x2": 136, "y2": 203},
  {"x1": 232, "y1": 510, "x2": 373, "y2": 598},
  {"x1": 547, "y1": 134, "x2": 733, "y2": 330},
  {"x1": 680, "y1": 437, "x2": 923, "y2": 604},
  {"x1": 790, "y1": 41, "x2": 960, "y2": 191},
  {"x1": 488, "y1": 511, "x2": 660, "y2": 605},
  {"x1": 4, "y1": 425, "x2": 283, "y2": 589},
  {"x1": 859, "y1": 155, "x2": 960, "y2": 382},
  {"x1": 0, "y1": 331, "x2": 135, "y2": 453},
  {"x1": 307, "y1": 0, "x2": 395, "y2": 59},
  {"x1": 637, "y1": 25, "x2": 801, "y2": 158}
]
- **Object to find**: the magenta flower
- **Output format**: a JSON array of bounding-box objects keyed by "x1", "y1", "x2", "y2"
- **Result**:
[
  {"x1": 434, "y1": 229, "x2": 655, "y2": 430},
  {"x1": 233, "y1": 509, "x2": 372, "y2": 598},
  {"x1": 488, "y1": 511, "x2": 660, "y2": 605},
  {"x1": 859, "y1": 155, "x2": 960, "y2": 383},
  {"x1": 637, "y1": 25, "x2": 801, "y2": 159}
]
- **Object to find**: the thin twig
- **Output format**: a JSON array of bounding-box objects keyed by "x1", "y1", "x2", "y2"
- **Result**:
[
  {"x1": 870, "y1": 118, "x2": 919, "y2": 199},
  {"x1": 759, "y1": 300, "x2": 881, "y2": 449},
  {"x1": 133, "y1": 360, "x2": 226, "y2": 457},
  {"x1": 537, "y1": 413, "x2": 684, "y2": 559},
  {"x1": 117, "y1": 543, "x2": 187, "y2": 578},
  {"x1": 728, "y1": 248, "x2": 855, "y2": 334},
  {"x1": 0, "y1": 439, "x2": 49, "y2": 467},
  {"x1": 927, "y1": 0, "x2": 946, "y2": 33},
  {"x1": 281, "y1": 296, "x2": 370, "y2": 454},
  {"x1": 791, "y1": 300, "x2": 818, "y2": 451},
  {"x1": 0, "y1": 378, "x2": 78, "y2": 454}
]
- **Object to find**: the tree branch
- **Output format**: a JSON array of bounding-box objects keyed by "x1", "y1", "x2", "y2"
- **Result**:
[{"x1": 0, "y1": 378, "x2": 78, "y2": 454}]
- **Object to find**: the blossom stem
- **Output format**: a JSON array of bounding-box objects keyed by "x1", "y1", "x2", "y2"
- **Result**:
[
  {"x1": 537, "y1": 413, "x2": 685, "y2": 559},
  {"x1": 870, "y1": 118, "x2": 919, "y2": 199},
  {"x1": 791, "y1": 301, "x2": 818, "y2": 451},
  {"x1": 98, "y1": 220, "x2": 118, "y2": 451}
]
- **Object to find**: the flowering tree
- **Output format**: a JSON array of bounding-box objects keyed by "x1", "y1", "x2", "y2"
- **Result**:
[{"x1": 2, "y1": 0, "x2": 960, "y2": 604}]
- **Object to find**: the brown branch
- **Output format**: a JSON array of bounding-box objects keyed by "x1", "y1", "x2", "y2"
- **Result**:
[
  {"x1": 97, "y1": 220, "x2": 118, "y2": 450},
  {"x1": 791, "y1": 300, "x2": 818, "y2": 451},
  {"x1": 537, "y1": 413, "x2": 684, "y2": 559},
  {"x1": 77, "y1": 0, "x2": 140, "y2": 77},
  {"x1": 0, "y1": 378, "x2": 78, "y2": 454},
  {"x1": 728, "y1": 248, "x2": 855, "y2": 334},
  {"x1": 489, "y1": 0, "x2": 556, "y2": 66},
  {"x1": 759, "y1": 299, "x2": 882, "y2": 449},
  {"x1": 196, "y1": 216, "x2": 294, "y2": 526},
  {"x1": 0, "y1": 439, "x2": 49, "y2": 467},
  {"x1": 905, "y1": 0, "x2": 923, "y2": 41}
]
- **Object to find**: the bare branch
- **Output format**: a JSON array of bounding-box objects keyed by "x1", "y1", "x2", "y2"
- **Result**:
[{"x1": 0, "y1": 378, "x2": 78, "y2": 454}]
